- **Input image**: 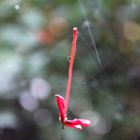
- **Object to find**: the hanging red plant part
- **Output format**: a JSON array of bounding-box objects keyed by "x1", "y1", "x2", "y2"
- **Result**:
[{"x1": 55, "y1": 27, "x2": 91, "y2": 130}]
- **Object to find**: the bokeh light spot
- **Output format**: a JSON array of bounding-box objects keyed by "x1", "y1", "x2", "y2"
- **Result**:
[
  {"x1": 30, "y1": 78, "x2": 51, "y2": 100},
  {"x1": 19, "y1": 91, "x2": 39, "y2": 111}
]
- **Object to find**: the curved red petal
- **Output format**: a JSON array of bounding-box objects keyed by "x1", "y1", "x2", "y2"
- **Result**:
[
  {"x1": 55, "y1": 94, "x2": 66, "y2": 122},
  {"x1": 78, "y1": 119, "x2": 91, "y2": 127},
  {"x1": 64, "y1": 118, "x2": 91, "y2": 129},
  {"x1": 64, "y1": 120, "x2": 82, "y2": 130}
]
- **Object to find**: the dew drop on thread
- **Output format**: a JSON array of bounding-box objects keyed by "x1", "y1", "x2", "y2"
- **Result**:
[
  {"x1": 82, "y1": 20, "x2": 90, "y2": 28},
  {"x1": 67, "y1": 56, "x2": 71, "y2": 62},
  {"x1": 15, "y1": 5, "x2": 20, "y2": 10},
  {"x1": 83, "y1": 81, "x2": 87, "y2": 85}
]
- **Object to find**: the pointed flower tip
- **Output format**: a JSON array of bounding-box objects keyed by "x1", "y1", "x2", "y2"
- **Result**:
[
  {"x1": 55, "y1": 94, "x2": 64, "y2": 99},
  {"x1": 73, "y1": 27, "x2": 78, "y2": 31},
  {"x1": 81, "y1": 119, "x2": 91, "y2": 127},
  {"x1": 75, "y1": 125, "x2": 82, "y2": 130}
]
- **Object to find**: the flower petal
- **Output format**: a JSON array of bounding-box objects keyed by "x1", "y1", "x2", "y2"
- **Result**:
[
  {"x1": 78, "y1": 119, "x2": 91, "y2": 127},
  {"x1": 64, "y1": 118, "x2": 91, "y2": 129},
  {"x1": 55, "y1": 94, "x2": 66, "y2": 122},
  {"x1": 74, "y1": 125, "x2": 82, "y2": 130},
  {"x1": 64, "y1": 121, "x2": 82, "y2": 130}
]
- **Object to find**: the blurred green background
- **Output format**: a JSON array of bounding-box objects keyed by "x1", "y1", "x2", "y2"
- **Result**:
[{"x1": 0, "y1": 0, "x2": 140, "y2": 140}]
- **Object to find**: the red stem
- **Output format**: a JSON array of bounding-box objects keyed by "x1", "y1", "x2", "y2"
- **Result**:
[{"x1": 65, "y1": 27, "x2": 78, "y2": 114}]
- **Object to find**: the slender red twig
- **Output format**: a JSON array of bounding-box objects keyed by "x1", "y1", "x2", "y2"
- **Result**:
[
  {"x1": 65, "y1": 27, "x2": 78, "y2": 114},
  {"x1": 55, "y1": 27, "x2": 91, "y2": 129}
]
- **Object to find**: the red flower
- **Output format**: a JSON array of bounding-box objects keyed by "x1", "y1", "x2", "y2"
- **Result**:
[
  {"x1": 55, "y1": 27, "x2": 91, "y2": 130},
  {"x1": 55, "y1": 94, "x2": 91, "y2": 130}
]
